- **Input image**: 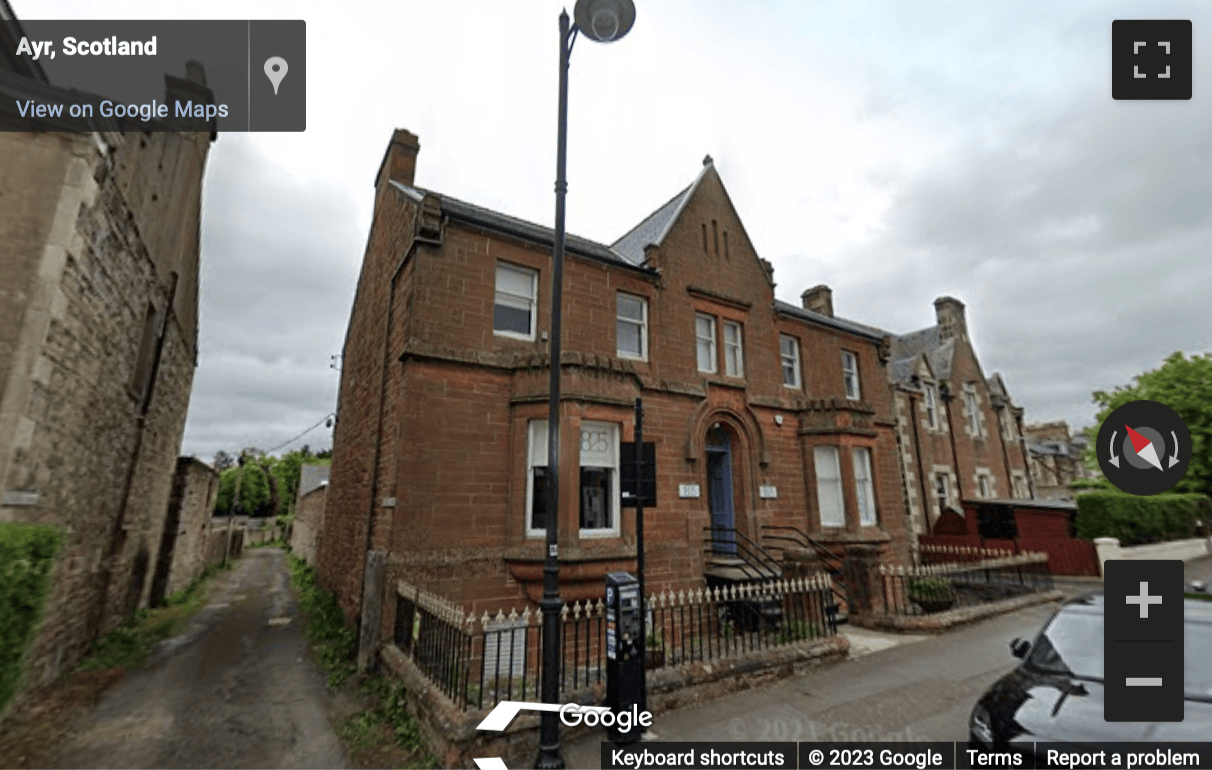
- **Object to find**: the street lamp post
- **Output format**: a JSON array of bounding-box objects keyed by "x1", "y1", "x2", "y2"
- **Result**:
[{"x1": 538, "y1": 2, "x2": 635, "y2": 768}]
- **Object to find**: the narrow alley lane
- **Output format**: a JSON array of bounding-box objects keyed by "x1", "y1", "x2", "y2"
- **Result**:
[{"x1": 51, "y1": 548, "x2": 347, "y2": 769}]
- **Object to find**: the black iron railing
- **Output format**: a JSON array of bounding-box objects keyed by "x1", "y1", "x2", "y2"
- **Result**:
[
  {"x1": 392, "y1": 575, "x2": 837, "y2": 712},
  {"x1": 761, "y1": 525, "x2": 847, "y2": 609},
  {"x1": 879, "y1": 551, "x2": 1052, "y2": 616},
  {"x1": 703, "y1": 526, "x2": 784, "y2": 582}
]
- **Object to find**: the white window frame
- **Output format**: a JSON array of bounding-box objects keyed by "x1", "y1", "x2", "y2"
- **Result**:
[
  {"x1": 526, "y1": 420, "x2": 621, "y2": 539},
  {"x1": 842, "y1": 351, "x2": 861, "y2": 400},
  {"x1": 695, "y1": 313, "x2": 717, "y2": 373},
  {"x1": 494, "y1": 262, "x2": 537, "y2": 340},
  {"x1": 964, "y1": 386, "x2": 981, "y2": 435},
  {"x1": 578, "y1": 421, "x2": 621, "y2": 538},
  {"x1": 814, "y1": 446, "x2": 845, "y2": 527},
  {"x1": 924, "y1": 384, "x2": 938, "y2": 429},
  {"x1": 978, "y1": 474, "x2": 992, "y2": 499},
  {"x1": 526, "y1": 420, "x2": 551, "y2": 538},
  {"x1": 853, "y1": 447, "x2": 877, "y2": 526},
  {"x1": 616, "y1": 292, "x2": 648, "y2": 361},
  {"x1": 935, "y1": 473, "x2": 949, "y2": 513},
  {"x1": 722, "y1": 320, "x2": 744, "y2": 377},
  {"x1": 780, "y1": 334, "x2": 801, "y2": 388}
]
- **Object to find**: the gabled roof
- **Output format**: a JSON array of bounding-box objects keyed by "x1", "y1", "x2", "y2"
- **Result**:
[
  {"x1": 888, "y1": 352, "x2": 935, "y2": 386},
  {"x1": 888, "y1": 326, "x2": 955, "y2": 386},
  {"x1": 389, "y1": 181, "x2": 656, "y2": 275},
  {"x1": 611, "y1": 180, "x2": 698, "y2": 265}
]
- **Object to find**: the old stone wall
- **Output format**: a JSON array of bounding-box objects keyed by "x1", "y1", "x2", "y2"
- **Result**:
[
  {"x1": 153, "y1": 457, "x2": 220, "y2": 602},
  {"x1": 0, "y1": 123, "x2": 210, "y2": 694},
  {"x1": 291, "y1": 485, "x2": 326, "y2": 565}
]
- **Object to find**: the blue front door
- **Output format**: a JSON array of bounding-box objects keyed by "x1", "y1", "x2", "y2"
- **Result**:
[{"x1": 706, "y1": 429, "x2": 736, "y2": 555}]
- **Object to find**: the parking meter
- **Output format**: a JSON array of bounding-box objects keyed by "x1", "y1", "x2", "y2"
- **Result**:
[{"x1": 605, "y1": 571, "x2": 643, "y2": 743}]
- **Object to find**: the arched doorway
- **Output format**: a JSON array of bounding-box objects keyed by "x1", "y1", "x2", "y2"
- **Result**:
[{"x1": 706, "y1": 425, "x2": 736, "y2": 555}]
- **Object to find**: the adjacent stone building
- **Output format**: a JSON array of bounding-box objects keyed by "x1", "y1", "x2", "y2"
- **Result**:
[
  {"x1": 290, "y1": 464, "x2": 330, "y2": 565},
  {"x1": 887, "y1": 300, "x2": 1035, "y2": 535},
  {"x1": 0, "y1": 12, "x2": 214, "y2": 691},
  {"x1": 148, "y1": 457, "x2": 221, "y2": 605},
  {"x1": 1024, "y1": 420, "x2": 1095, "y2": 501},
  {"x1": 316, "y1": 129, "x2": 915, "y2": 636}
]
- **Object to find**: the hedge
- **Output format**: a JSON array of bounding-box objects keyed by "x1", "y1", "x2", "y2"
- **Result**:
[
  {"x1": 1075, "y1": 492, "x2": 1212, "y2": 544},
  {"x1": 0, "y1": 522, "x2": 63, "y2": 714}
]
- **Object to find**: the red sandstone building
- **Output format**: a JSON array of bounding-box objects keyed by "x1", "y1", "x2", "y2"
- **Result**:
[
  {"x1": 886, "y1": 299, "x2": 1035, "y2": 538},
  {"x1": 316, "y1": 129, "x2": 927, "y2": 629}
]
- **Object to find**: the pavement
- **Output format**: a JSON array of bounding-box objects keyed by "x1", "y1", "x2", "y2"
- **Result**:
[
  {"x1": 561, "y1": 554, "x2": 1212, "y2": 769},
  {"x1": 49, "y1": 548, "x2": 348, "y2": 769}
]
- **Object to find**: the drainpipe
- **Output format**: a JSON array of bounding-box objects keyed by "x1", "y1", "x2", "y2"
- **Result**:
[
  {"x1": 994, "y1": 404, "x2": 1015, "y2": 498},
  {"x1": 358, "y1": 197, "x2": 442, "y2": 667},
  {"x1": 906, "y1": 391, "x2": 932, "y2": 535},
  {"x1": 93, "y1": 272, "x2": 178, "y2": 636}
]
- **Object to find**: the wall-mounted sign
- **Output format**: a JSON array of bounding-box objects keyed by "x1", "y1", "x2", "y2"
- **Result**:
[
  {"x1": 621, "y1": 441, "x2": 656, "y2": 507},
  {"x1": 759, "y1": 485, "x2": 778, "y2": 499},
  {"x1": 678, "y1": 484, "x2": 700, "y2": 498},
  {"x1": 1, "y1": 490, "x2": 39, "y2": 506}
]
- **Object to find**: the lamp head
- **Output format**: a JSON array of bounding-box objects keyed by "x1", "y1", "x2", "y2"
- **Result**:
[{"x1": 573, "y1": 0, "x2": 636, "y2": 42}]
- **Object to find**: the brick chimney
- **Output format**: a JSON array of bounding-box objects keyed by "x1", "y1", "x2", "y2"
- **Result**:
[
  {"x1": 375, "y1": 128, "x2": 420, "y2": 189},
  {"x1": 801, "y1": 285, "x2": 833, "y2": 317},
  {"x1": 934, "y1": 296, "x2": 967, "y2": 343}
]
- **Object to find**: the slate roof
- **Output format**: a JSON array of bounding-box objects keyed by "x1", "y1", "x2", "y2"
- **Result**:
[
  {"x1": 772, "y1": 300, "x2": 886, "y2": 342},
  {"x1": 389, "y1": 181, "x2": 655, "y2": 274},
  {"x1": 298, "y1": 465, "x2": 331, "y2": 498},
  {"x1": 611, "y1": 161, "x2": 717, "y2": 265},
  {"x1": 611, "y1": 184, "x2": 694, "y2": 265},
  {"x1": 1027, "y1": 439, "x2": 1080, "y2": 458},
  {"x1": 888, "y1": 326, "x2": 956, "y2": 386}
]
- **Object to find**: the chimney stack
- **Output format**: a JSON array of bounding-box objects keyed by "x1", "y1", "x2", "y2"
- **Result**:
[
  {"x1": 376, "y1": 128, "x2": 421, "y2": 189},
  {"x1": 801, "y1": 285, "x2": 833, "y2": 317},
  {"x1": 934, "y1": 296, "x2": 967, "y2": 343}
]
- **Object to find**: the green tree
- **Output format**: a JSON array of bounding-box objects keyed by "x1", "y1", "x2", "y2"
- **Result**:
[
  {"x1": 1088, "y1": 351, "x2": 1212, "y2": 498},
  {"x1": 270, "y1": 448, "x2": 332, "y2": 517},
  {"x1": 213, "y1": 461, "x2": 272, "y2": 517}
]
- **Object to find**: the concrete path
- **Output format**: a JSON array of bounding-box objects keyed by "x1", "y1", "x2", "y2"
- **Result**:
[
  {"x1": 563, "y1": 596, "x2": 1063, "y2": 768},
  {"x1": 50, "y1": 548, "x2": 347, "y2": 769},
  {"x1": 562, "y1": 557, "x2": 1212, "y2": 768}
]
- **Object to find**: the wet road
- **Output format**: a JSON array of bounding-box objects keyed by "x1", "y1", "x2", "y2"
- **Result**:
[{"x1": 52, "y1": 548, "x2": 347, "y2": 769}]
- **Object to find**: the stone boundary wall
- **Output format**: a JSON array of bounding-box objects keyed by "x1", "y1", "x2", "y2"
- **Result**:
[
  {"x1": 290, "y1": 485, "x2": 326, "y2": 565},
  {"x1": 381, "y1": 635, "x2": 848, "y2": 769},
  {"x1": 1094, "y1": 536, "x2": 1212, "y2": 575},
  {"x1": 865, "y1": 589, "x2": 1064, "y2": 632}
]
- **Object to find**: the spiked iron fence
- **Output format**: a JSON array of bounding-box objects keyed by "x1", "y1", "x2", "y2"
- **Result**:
[
  {"x1": 880, "y1": 550, "x2": 1052, "y2": 616},
  {"x1": 915, "y1": 543, "x2": 1024, "y2": 565},
  {"x1": 392, "y1": 574, "x2": 837, "y2": 711}
]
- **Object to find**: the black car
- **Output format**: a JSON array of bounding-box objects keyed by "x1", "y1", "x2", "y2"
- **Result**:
[{"x1": 969, "y1": 592, "x2": 1212, "y2": 750}]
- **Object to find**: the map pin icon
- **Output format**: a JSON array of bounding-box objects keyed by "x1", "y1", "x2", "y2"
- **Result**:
[{"x1": 264, "y1": 57, "x2": 288, "y2": 95}]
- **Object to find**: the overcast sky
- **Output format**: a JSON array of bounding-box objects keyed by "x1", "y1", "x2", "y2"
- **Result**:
[{"x1": 20, "y1": 0, "x2": 1212, "y2": 461}]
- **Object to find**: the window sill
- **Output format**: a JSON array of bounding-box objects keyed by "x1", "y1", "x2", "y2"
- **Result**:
[
  {"x1": 810, "y1": 528, "x2": 892, "y2": 546},
  {"x1": 504, "y1": 542, "x2": 634, "y2": 563},
  {"x1": 494, "y1": 330, "x2": 536, "y2": 342},
  {"x1": 704, "y1": 377, "x2": 747, "y2": 390}
]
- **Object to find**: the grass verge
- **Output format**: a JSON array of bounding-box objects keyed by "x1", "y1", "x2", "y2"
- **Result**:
[
  {"x1": 285, "y1": 551, "x2": 437, "y2": 768},
  {"x1": 0, "y1": 558, "x2": 234, "y2": 768},
  {"x1": 332, "y1": 674, "x2": 439, "y2": 769},
  {"x1": 75, "y1": 560, "x2": 234, "y2": 672}
]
